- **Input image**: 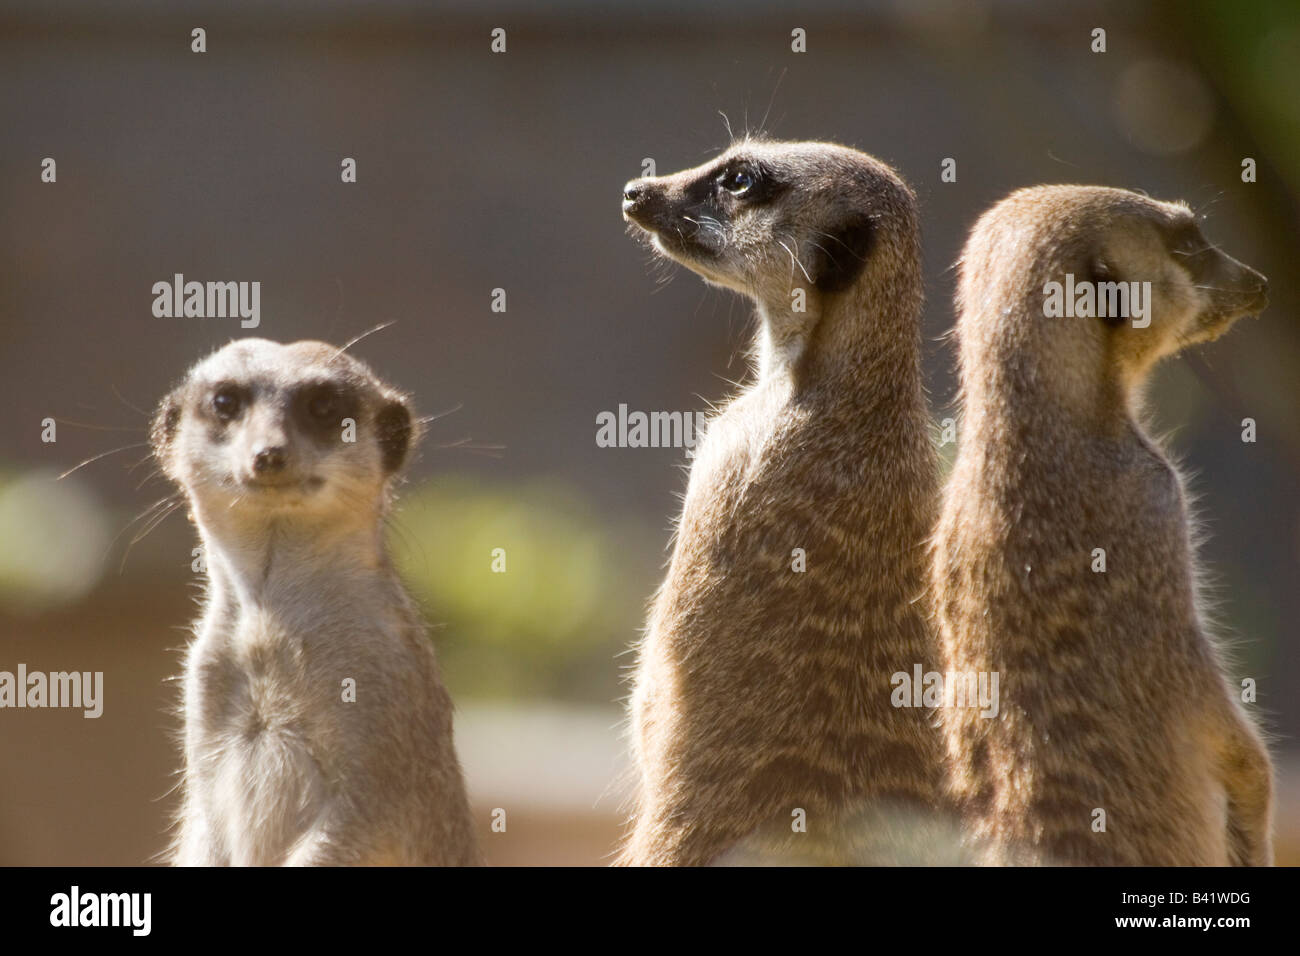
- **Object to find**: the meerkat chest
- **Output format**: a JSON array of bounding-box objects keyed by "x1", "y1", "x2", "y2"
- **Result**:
[
  {"x1": 189, "y1": 605, "x2": 346, "y2": 766},
  {"x1": 682, "y1": 389, "x2": 794, "y2": 510},
  {"x1": 184, "y1": 608, "x2": 346, "y2": 863}
]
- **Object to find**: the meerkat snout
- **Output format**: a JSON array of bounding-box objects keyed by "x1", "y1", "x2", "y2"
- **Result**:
[
  {"x1": 252, "y1": 444, "x2": 287, "y2": 475},
  {"x1": 621, "y1": 141, "x2": 904, "y2": 309},
  {"x1": 1184, "y1": 244, "x2": 1268, "y2": 328}
]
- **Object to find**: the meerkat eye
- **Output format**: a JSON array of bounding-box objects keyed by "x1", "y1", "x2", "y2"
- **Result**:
[
  {"x1": 211, "y1": 387, "x2": 242, "y2": 421},
  {"x1": 719, "y1": 168, "x2": 756, "y2": 195},
  {"x1": 1088, "y1": 257, "x2": 1115, "y2": 283},
  {"x1": 1170, "y1": 222, "x2": 1208, "y2": 258},
  {"x1": 307, "y1": 388, "x2": 340, "y2": 422}
]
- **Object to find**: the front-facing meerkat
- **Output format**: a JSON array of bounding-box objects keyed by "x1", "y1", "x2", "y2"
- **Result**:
[
  {"x1": 933, "y1": 186, "x2": 1273, "y2": 865},
  {"x1": 152, "y1": 338, "x2": 480, "y2": 866},
  {"x1": 618, "y1": 141, "x2": 945, "y2": 865}
]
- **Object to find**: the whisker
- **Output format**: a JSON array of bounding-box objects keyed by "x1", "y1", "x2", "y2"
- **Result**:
[
  {"x1": 415, "y1": 402, "x2": 464, "y2": 427},
  {"x1": 48, "y1": 417, "x2": 144, "y2": 433},
  {"x1": 121, "y1": 500, "x2": 184, "y2": 573},
  {"x1": 776, "y1": 237, "x2": 812, "y2": 284},
  {"x1": 58, "y1": 442, "x2": 150, "y2": 480},
  {"x1": 756, "y1": 67, "x2": 786, "y2": 137},
  {"x1": 100, "y1": 495, "x2": 181, "y2": 571},
  {"x1": 333, "y1": 321, "x2": 396, "y2": 359},
  {"x1": 434, "y1": 437, "x2": 505, "y2": 459},
  {"x1": 134, "y1": 466, "x2": 164, "y2": 491},
  {"x1": 110, "y1": 384, "x2": 151, "y2": 419},
  {"x1": 813, "y1": 228, "x2": 872, "y2": 260}
]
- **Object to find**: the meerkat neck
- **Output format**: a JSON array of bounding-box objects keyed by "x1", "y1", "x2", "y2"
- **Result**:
[
  {"x1": 194, "y1": 506, "x2": 391, "y2": 613},
  {"x1": 754, "y1": 301, "x2": 814, "y2": 383},
  {"x1": 757, "y1": 284, "x2": 921, "y2": 397},
  {"x1": 962, "y1": 303, "x2": 1130, "y2": 447}
]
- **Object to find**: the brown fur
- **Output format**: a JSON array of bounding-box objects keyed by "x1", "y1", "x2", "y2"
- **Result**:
[
  {"x1": 153, "y1": 339, "x2": 481, "y2": 866},
  {"x1": 932, "y1": 186, "x2": 1273, "y2": 865},
  {"x1": 618, "y1": 141, "x2": 948, "y2": 865}
]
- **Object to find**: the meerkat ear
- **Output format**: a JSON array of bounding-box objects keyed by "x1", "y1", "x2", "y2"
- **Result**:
[
  {"x1": 809, "y1": 213, "x2": 875, "y2": 294},
  {"x1": 150, "y1": 389, "x2": 183, "y2": 461},
  {"x1": 375, "y1": 397, "x2": 413, "y2": 474}
]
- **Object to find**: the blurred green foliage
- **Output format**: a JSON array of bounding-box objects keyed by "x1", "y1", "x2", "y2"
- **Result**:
[
  {"x1": 1187, "y1": 0, "x2": 1300, "y2": 186},
  {"x1": 391, "y1": 475, "x2": 657, "y2": 702}
]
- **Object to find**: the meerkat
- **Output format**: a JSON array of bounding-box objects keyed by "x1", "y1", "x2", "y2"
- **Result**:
[
  {"x1": 617, "y1": 140, "x2": 949, "y2": 866},
  {"x1": 151, "y1": 338, "x2": 481, "y2": 866},
  {"x1": 932, "y1": 185, "x2": 1273, "y2": 866}
]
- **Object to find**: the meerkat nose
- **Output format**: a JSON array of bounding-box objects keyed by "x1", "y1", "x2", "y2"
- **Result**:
[
  {"x1": 253, "y1": 445, "x2": 288, "y2": 474},
  {"x1": 623, "y1": 181, "x2": 654, "y2": 219}
]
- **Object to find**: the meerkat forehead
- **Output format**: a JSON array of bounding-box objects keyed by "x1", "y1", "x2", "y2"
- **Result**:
[
  {"x1": 185, "y1": 338, "x2": 385, "y2": 396},
  {"x1": 698, "y1": 139, "x2": 914, "y2": 204},
  {"x1": 981, "y1": 185, "x2": 1193, "y2": 247},
  {"x1": 960, "y1": 185, "x2": 1204, "y2": 300}
]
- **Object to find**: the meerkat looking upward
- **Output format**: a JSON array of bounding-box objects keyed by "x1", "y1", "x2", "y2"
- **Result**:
[
  {"x1": 618, "y1": 140, "x2": 947, "y2": 866},
  {"x1": 152, "y1": 338, "x2": 481, "y2": 866},
  {"x1": 932, "y1": 186, "x2": 1273, "y2": 866}
]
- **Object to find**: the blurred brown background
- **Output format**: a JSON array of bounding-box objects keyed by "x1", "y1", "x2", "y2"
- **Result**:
[{"x1": 1, "y1": 0, "x2": 1297, "y2": 865}]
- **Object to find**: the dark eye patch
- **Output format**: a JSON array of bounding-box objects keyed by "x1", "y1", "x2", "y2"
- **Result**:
[
  {"x1": 295, "y1": 382, "x2": 360, "y2": 442},
  {"x1": 718, "y1": 165, "x2": 756, "y2": 195},
  {"x1": 691, "y1": 158, "x2": 784, "y2": 206},
  {"x1": 1168, "y1": 220, "x2": 1209, "y2": 257}
]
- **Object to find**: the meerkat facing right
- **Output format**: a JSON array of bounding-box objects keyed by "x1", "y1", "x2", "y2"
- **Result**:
[{"x1": 933, "y1": 186, "x2": 1273, "y2": 865}]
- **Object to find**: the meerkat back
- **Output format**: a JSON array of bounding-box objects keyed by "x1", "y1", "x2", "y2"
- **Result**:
[
  {"x1": 618, "y1": 140, "x2": 952, "y2": 865},
  {"x1": 933, "y1": 186, "x2": 1273, "y2": 865},
  {"x1": 152, "y1": 338, "x2": 481, "y2": 866}
]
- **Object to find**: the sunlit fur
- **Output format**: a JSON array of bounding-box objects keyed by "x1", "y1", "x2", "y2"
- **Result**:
[
  {"x1": 618, "y1": 141, "x2": 954, "y2": 865},
  {"x1": 932, "y1": 186, "x2": 1273, "y2": 865},
  {"x1": 152, "y1": 339, "x2": 480, "y2": 866}
]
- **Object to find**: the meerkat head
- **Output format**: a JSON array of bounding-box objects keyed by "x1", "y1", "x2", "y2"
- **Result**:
[
  {"x1": 959, "y1": 185, "x2": 1268, "y2": 402},
  {"x1": 151, "y1": 339, "x2": 417, "y2": 525},
  {"x1": 622, "y1": 140, "x2": 920, "y2": 338}
]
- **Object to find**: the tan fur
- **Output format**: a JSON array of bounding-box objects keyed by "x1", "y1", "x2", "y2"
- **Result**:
[
  {"x1": 932, "y1": 186, "x2": 1274, "y2": 866},
  {"x1": 152, "y1": 339, "x2": 481, "y2": 866},
  {"x1": 617, "y1": 141, "x2": 948, "y2": 865}
]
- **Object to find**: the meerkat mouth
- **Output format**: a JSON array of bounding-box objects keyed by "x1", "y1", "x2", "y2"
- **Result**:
[
  {"x1": 645, "y1": 232, "x2": 737, "y2": 289},
  {"x1": 241, "y1": 475, "x2": 325, "y2": 495},
  {"x1": 1195, "y1": 290, "x2": 1268, "y2": 341}
]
